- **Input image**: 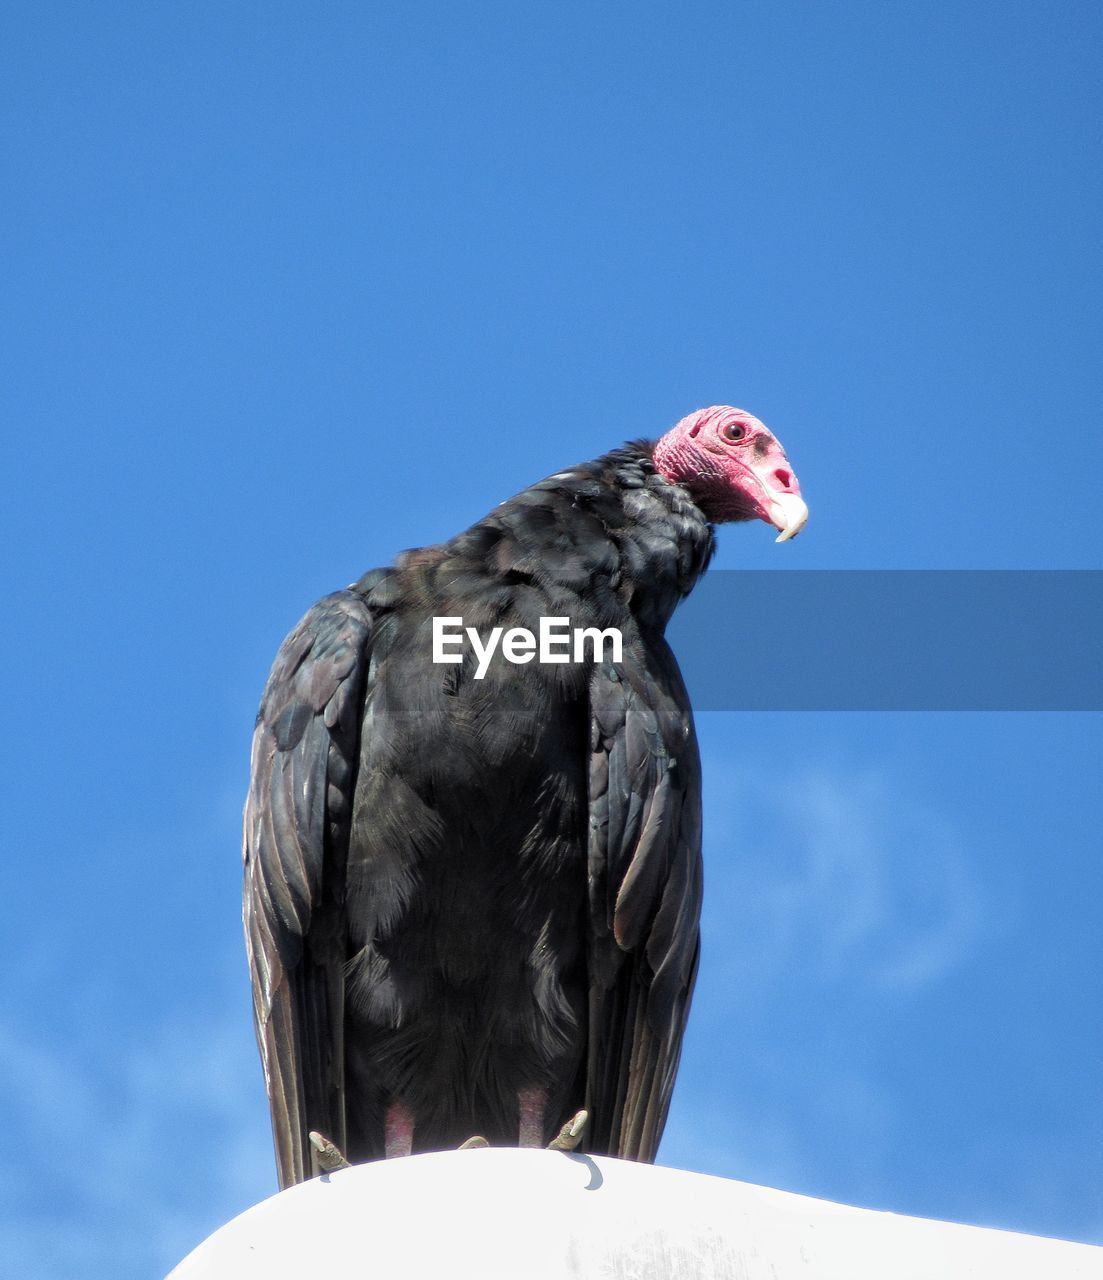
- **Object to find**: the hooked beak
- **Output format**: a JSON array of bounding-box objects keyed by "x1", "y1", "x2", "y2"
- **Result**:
[{"x1": 769, "y1": 490, "x2": 809, "y2": 542}]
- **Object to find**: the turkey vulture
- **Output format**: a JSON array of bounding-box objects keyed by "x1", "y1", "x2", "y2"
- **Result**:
[{"x1": 243, "y1": 405, "x2": 807, "y2": 1187}]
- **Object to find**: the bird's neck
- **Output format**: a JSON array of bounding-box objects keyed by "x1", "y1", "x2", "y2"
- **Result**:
[
  {"x1": 487, "y1": 442, "x2": 715, "y2": 632},
  {"x1": 387, "y1": 445, "x2": 717, "y2": 635},
  {"x1": 595, "y1": 443, "x2": 716, "y2": 630}
]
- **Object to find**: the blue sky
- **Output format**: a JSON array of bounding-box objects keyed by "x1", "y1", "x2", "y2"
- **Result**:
[{"x1": 2, "y1": 2, "x2": 1100, "y2": 1274}]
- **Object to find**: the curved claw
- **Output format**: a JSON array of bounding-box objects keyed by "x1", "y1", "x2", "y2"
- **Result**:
[
  {"x1": 547, "y1": 1109, "x2": 589, "y2": 1152},
  {"x1": 309, "y1": 1130, "x2": 351, "y2": 1173}
]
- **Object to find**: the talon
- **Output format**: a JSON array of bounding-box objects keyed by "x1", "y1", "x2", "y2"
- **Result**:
[
  {"x1": 309, "y1": 1130, "x2": 351, "y2": 1172},
  {"x1": 547, "y1": 1108, "x2": 589, "y2": 1152},
  {"x1": 458, "y1": 1135, "x2": 490, "y2": 1150}
]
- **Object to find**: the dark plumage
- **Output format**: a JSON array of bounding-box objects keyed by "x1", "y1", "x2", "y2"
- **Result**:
[{"x1": 243, "y1": 408, "x2": 806, "y2": 1187}]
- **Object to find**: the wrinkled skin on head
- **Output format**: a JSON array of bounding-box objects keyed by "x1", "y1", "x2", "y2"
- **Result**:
[{"x1": 652, "y1": 405, "x2": 808, "y2": 541}]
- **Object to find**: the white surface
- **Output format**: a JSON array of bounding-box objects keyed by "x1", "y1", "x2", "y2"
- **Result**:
[{"x1": 170, "y1": 1148, "x2": 1103, "y2": 1280}]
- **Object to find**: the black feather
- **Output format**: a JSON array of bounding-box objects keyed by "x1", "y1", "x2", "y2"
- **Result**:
[{"x1": 243, "y1": 442, "x2": 714, "y2": 1186}]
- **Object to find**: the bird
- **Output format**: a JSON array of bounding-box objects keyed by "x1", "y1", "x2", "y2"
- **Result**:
[{"x1": 243, "y1": 405, "x2": 807, "y2": 1188}]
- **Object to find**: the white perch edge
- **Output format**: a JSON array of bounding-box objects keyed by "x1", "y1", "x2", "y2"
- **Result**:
[{"x1": 169, "y1": 1147, "x2": 1103, "y2": 1279}]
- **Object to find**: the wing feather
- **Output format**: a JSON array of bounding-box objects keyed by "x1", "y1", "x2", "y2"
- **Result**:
[
  {"x1": 243, "y1": 589, "x2": 375, "y2": 1188},
  {"x1": 586, "y1": 632, "x2": 703, "y2": 1162}
]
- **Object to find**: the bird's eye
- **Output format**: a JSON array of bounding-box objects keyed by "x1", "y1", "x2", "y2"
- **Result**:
[{"x1": 721, "y1": 421, "x2": 747, "y2": 442}]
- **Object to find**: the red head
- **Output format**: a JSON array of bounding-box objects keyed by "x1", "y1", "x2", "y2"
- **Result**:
[{"x1": 652, "y1": 406, "x2": 808, "y2": 541}]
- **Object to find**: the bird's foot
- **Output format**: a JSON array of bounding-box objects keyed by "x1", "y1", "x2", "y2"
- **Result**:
[
  {"x1": 309, "y1": 1130, "x2": 351, "y2": 1173},
  {"x1": 547, "y1": 1109, "x2": 589, "y2": 1152},
  {"x1": 458, "y1": 1134, "x2": 490, "y2": 1150}
]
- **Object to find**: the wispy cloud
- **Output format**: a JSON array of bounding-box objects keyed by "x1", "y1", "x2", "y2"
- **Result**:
[
  {"x1": 699, "y1": 753, "x2": 990, "y2": 999},
  {"x1": 0, "y1": 987, "x2": 274, "y2": 1278},
  {"x1": 661, "y1": 745, "x2": 996, "y2": 1203}
]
